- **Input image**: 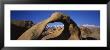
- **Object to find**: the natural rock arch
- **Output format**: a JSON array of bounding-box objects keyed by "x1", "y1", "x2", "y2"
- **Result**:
[{"x1": 17, "y1": 12, "x2": 81, "y2": 40}]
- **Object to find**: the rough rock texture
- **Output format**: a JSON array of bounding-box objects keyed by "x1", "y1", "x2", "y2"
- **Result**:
[
  {"x1": 17, "y1": 12, "x2": 81, "y2": 40},
  {"x1": 41, "y1": 27, "x2": 64, "y2": 40},
  {"x1": 80, "y1": 26, "x2": 100, "y2": 40},
  {"x1": 11, "y1": 20, "x2": 34, "y2": 40},
  {"x1": 11, "y1": 20, "x2": 33, "y2": 28}
]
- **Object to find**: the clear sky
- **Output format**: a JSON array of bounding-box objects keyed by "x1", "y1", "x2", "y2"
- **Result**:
[{"x1": 11, "y1": 10, "x2": 100, "y2": 26}]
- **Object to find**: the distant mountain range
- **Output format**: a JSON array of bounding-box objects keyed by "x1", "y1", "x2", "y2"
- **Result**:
[
  {"x1": 81, "y1": 24, "x2": 99, "y2": 28},
  {"x1": 47, "y1": 25, "x2": 64, "y2": 27}
]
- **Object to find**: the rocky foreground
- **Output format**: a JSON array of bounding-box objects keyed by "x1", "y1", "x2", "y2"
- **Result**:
[
  {"x1": 11, "y1": 22, "x2": 100, "y2": 40},
  {"x1": 41, "y1": 25, "x2": 100, "y2": 40}
]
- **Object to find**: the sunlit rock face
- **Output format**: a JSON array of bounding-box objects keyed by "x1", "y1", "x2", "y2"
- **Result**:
[
  {"x1": 80, "y1": 25, "x2": 100, "y2": 40},
  {"x1": 16, "y1": 12, "x2": 92, "y2": 40}
]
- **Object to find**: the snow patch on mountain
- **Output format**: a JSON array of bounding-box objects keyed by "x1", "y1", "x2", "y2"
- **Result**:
[{"x1": 81, "y1": 24, "x2": 100, "y2": 28}]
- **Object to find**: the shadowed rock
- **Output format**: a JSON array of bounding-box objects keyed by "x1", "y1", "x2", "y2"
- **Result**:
[
  {"x1": 17, "y1": 12, "x2": 81, "y2": 40},
  {"x1": 11, "y1": 20, "x2": 34, "y2": 40}
]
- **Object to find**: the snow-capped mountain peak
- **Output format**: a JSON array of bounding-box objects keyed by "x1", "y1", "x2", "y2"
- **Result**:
[{"x1": 81, "y1": 24, "x2": 100, "y2": 28}]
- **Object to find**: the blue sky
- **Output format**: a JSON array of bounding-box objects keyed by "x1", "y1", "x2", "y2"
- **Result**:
[{"x1": 11, "y1": 10, "x2": 100, "y2": 26}]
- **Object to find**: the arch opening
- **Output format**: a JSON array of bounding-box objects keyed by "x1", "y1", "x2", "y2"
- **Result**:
[{"x1": 37, "y1": 22, "x2": 64, "y2": 40}]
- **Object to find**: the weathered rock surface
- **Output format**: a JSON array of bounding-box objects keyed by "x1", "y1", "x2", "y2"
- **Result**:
[
  {"x1": 11, "y1": 20, "x2": 33, "y2": 28},
  {"x1": 17, "y1": 12, "x2": 81, "y2": 40},
  {"x1": 11, "y1": 20, "x2": 34, "y2": 40},
  {"x1": 80, "y1": 26, "x2": 100, "y2": 40}
]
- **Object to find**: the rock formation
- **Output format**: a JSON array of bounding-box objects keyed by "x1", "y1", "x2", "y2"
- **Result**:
[
  {"x1": 17, "y1": 12, "x2": 81, "y2": 40},
  {"x1": 80, "y1": 26, "x2": 100, "y2": 40},
  {"x1": 42, "y1": 12, "x2": 81, "y2": 40},
  {"x1": 11, "y1": 20, "x2": 34, "y2": 40},
  {"x1": 11, "y1": 20, "x2": 34, "y2": 28}
]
